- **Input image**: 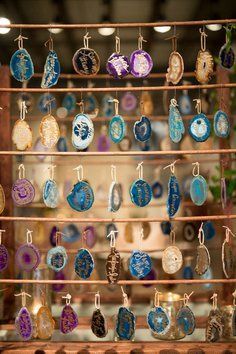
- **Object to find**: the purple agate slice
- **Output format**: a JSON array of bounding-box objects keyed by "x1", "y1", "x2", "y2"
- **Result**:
[
  {"x1": 106, "y1": 53, "x2": 130, "y2": 79},
  {"x1": 12, "y1": 178, "x2": 35, "y2": 206},
  {"x1": 16, "y1": 243, "x2": 40, "y2": 271},
  {"x1": 60, "y1": 304, "x2": 78, "y2": 334},
  {"x1": 97, "y1": 134, "x2": 110, "y2": 152},
  {"x1": 84, "y1": 225, "x2": 96, "y2": 248},
  {"x1": 0, "y1": 244, "x2": 8, "y2": 271},
  {"x1": 15, "y1": 306, "x2": 33, "y2": 341},
  {"x1": 130, "y1": 49, "x2": 153, "y2": 78}
]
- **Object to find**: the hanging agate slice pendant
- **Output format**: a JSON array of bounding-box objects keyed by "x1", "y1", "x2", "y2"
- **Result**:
[
  {"x1": 62, "y1": 93, "x2": 76, "y2": 114},
  {"x1": 40, "y1": 114, "x2": 60, "y2": 148},
  {"x1": 195, "y1": 50, "x2": 214, "y2": 84},
  {"x1": 106, "y1": 53, "x2": 130, "y2": 79},
  {"x1": 189, "y1": 113, "x2": 211, "y2": 142},
  {"x1": 67, "y1": 181, "x2": 94, "y2": 212},
  {"x1": 222, "y1": 238, "x2": 234, "y2": 279},
  {"x1": 219, "y1": 44, "x2": 235, "y2": 69},
  {"x1": 179, "y1": 93, "x2": 192, "y2": 115},
  {"x1": 83, "y1": 226, "x2": 96, "y2": 248},
  {"x1": 106, "y1": 247, "x2": 121, "y2": 284},
  {"x1": 116, "y1": 307, "x2": 135, "y2": 340},
  {"x1": 41, "y1": 50, "x2": 60, "y2": 88},
  {"x1": 130, "y1": 179, "x2": 152, "y2": 207},
  {"x1": 166, "y1": 51, "x2": 184, "y2": 85},
  {"x1": 72, "y1": 47, "x2": 100, "y2": 75},
  {"x1": 133, "y1": 116, "x2": 152, "y2": 142},
  {"x1": 12, "y1": 120, "x2": 32, "y2": 151},
  {"x1": 130, "y1": 49, "x2": 153, "y2": 78},
  {"x1": 15, "y1": 307, "x2": 33, "y2": 341},
  {"x1": 0, "y1": 184, "x2": 5, "y2": 214},
  {"x1": 167, "y1": 174, "x2": 181, "y2": 217},
  {"x1": 72, "y1": 113, "x2": 94, "y2": 150},
  {"x1": 60, "y1": 304, "x2": 78, "y2": 334},
  {"x1": 10, "y1": 48, "x2": 34, "y2": 82},
  {"x1": 12, "y1": 178, "x2": 35, "y2": 206},
  {"x1": 190, "y1": 175, "x2": 208, "y2": 206},
  {"x1": 195, "y1": 244, "x2": 210, "y2": 275},
  {"x1": 213, "y1": 110, "x2": 230, "y2": 138},
  {"x1": 152, "y1": 181, "x2": 163, "y2": 199},
  {"x1": 0, "y1": 243, "x2": 9, "y2": 271},
  {"x1": 109, "y1": 115, "x2": 126, "y2": 143},
  {"x1": 162, "y1": 245, "x2": 183, "y2": 274},
  {"x1": 74, "y1": 248, "x2": 94, "y2": 279},
  {"x1": 16, "y1": 243, "x2": 40, "y2": 271},
  {"x1": 91, "y1": 309, "x2": 108, "y2": 338},
  {"x1": 43, "y1": 179, "x2": 59, "y2": 208},
  {"x1": 121, "y1": 92, "x2": 137, "y2": 112},
  {"x1": 206, "y1": 309, "x2": 224, "y2": 342},
  {"x1": 169, "y1": 101, "x2": 185, "y2": 143},
  {"x1": 129, "y1": 250, "x2": 152, "y2": 279},
  {"x1": 47, "y1": 246, "x2": 68, "y2": 272},
  {"x1": 108, "y1": 182, "x2": 122, "y2": 212},
  {"x1": 176, "y1": 305, "x2": 195, "y2": 335},
  {"x1": 147, "y1": 306, "x2": 170, "y2": 335},
  {"x1": 36, "y1": 305, "x2": 55, "y2": 339}
]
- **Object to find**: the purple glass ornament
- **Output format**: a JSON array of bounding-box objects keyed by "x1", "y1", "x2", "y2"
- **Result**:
[
  {"x1": 52, "y1": 271, "x2": 66, "y2": 292},
  {"x1": 16, "y1": 243, "x2": 40, "y2": 271},
  {"x1": 130, "y1": 49, "x2": 153, "y2": 78},
  {"x1": 15, "y1": 307, "x2": 33, "y2": 341},
  {"x1": 12, "y1": 178, "x2": 35, "y2": 206},
  {"x1": 84, "y1": 226, "x2": 96, "y2": 248},
  {"x1": 106, "y1": 53, "x2": 130, "y2": 79},
  {"x1": 0, "y1": 244, "x2": 9, "y2": 271},
  {"x1": 97, "y1": 134, "x2": 110, "y2": 152},
  {"x1": 60, "y1": 304, "x2": 79, "y2": 334}
]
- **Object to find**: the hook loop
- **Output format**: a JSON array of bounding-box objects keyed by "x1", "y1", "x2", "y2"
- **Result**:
[
  {"x1": 137, "y1": 161, "x2": 143, "y2": 180},
  {"x1": 198, "y1": 223, "x2": 204, "y2": 245},
  {"x1": 73, "y1": 165, "x2": 84, "y2": 181},
  {"x1": 0, "y1": 229, "x2": 5, "y2": 245},
  {"x1": 163, "y1": 159, "x2": 179, "y2": 174},
  {"x1": 26, "y1": 229, "x2": 33, "y2": 244},
  {"x1": 62, "y1": 293, "x2": 72, "y2": 306},
  {"x1": 95, "y1": 291, "x2": 100, "y2": 310},
  {"x1": 192, "y1": 162, "x2": 200, "y2": 177},
  {"x1": 111, "y1": 165, "x2": 117, "y2": 183},
  {"x1": 20, "y1": 101, "x2": 27, "y2": 120},
  {"x1": 222, "y1": 226, "x2": 236, "y2": 243},
  {"x1": 193, "y1": 98, "x2": 201, "y2": 114},
  {"x1": 83, "y1": 32, "x2": 91, "y2": 48},
  {"x1": 199, "y1": 28, "x2": 207, "y2": 51},
  {"x1": 15, "y1": 290, "x2": 31, "y2": 307},
  {"x1": 154, "y1": 289, "x2": 161, "y2": 307},
  {"x1": 108, "y1": 98, "x2": 119, "y2": 116},
  {"x1": 115, "y1": 35, "x2": 120, "y2": 54},
  {"x1": 14, "y1": 34, "x2": 28, "y2": 50},
  {"x1": 121, "y1": 286, "x2": 129, "y2": 307},
  {"x1": 210, "y1": 293, "x2": 218, "y2": 310}
]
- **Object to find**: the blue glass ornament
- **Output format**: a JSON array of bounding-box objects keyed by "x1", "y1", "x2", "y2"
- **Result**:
[
  {"x1": 67, "y1": 181, "x2": 94, "y2": 212},
  {"x1": 176, "y1": 305, "x2": 195, "y2": 335},
  {"x1": 152, "y1": 181, "x2": 163, "y2": 199},
  {"x1": 10, "y1": 48, "x2": 34, "y2": 82},
  {"x1": 38, "y1": 93, "x2": 57, "y2": 114},
  {"x1": 169, "y1": 99, "x2": 185, "y2": 143},
  {"x1": 130, "y1": 179, "x2": 152, "y2": 207},
  {"x1": 147, "y1": 306, "x2": 170, "y2": 335},
  {"x1": 43, "y1": 179, "x2": 59, "y2": 208},
  {"x1": 47, "y1": 245, "x2": 68, "y2": 272},
  {"x1": 203, "y1": 221, "x2": 215, "y2": 241},
  {"x1": 190, "y1": 175, "x2": 208, "y2": 206},
  {"x1": 160, "y1": 221, "x2": 172, "y2": 235},
  {"x1": 213, "y1": 110, "x2": 230, "y2": 138},
  {"x1": 74, "y1": 248, "x2": 94, "y2": 279},
  {"x1": 183, "y1": 265, "x2": 194, "y2": 279},
  {"x1": 188, "y1": 113, "x2": 211, "y2": 142},
  {"x1": 41, "y1": 50, "x2": 60, "y2": 88},
  {"x1": 116, "y1": 307, "x2": 135, "y2": 340},
  {"x1": 62, "y1": 93, "x2": 76, "y2": 114},
  {"x1": 129, "y1": 250, "x2": 152, "y2": 279},
  {"x1": 62, "y1": 224, "x2": 80, "y2": 243},
  {"x1": 57, "y1": 137, "x2": 68, "y2": 152},
  {"x1": 72, "y1": 113, "x2": 94, "y2": 150},
  {"x1": 109, "y1": 115, "x2": 126, "y2": 143},
  {"x1": 167, "y1": 175, "x2": 181, "y2": 217},
  {"x1": 179, "y1": 93, "x2": 192, "y2": 115},
  {"x1": 133, "y1": 116, "x2": 151, "y2": 142}
]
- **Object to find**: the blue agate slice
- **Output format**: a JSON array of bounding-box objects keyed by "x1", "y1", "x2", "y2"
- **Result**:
[
  {"x1": 67, "y1": 181, "x2": 94, "y2": 212},
  {"x1": 190, "y1": 175, "x2": 207, "y2": 206},
  {"x1": 147, "y1": 306, "x2": 170, "y2": 335},
  {"x1": 116, "y1": 307, "x2": 135, "y2": 340},
  {"x1": 62, "y1": 93, "x2": 76, "y2": 114},
  {"x1": 179, "y1": 93, "x2": 192, "y2": 115},
  {"x1": 57, "y1": 137, "x2": 68, "y2": 152},
  {"x1": 152, "y1": 181, "x2": 163, "y2": 199},
  {"x1": 130, "y1": 179, "x2": 152, "y2": 207},
  {"x1": 213, "y1": 110, "x2": 230, "y2": 138},
  {"x1": 188, "y1": 113, "x2": 211, "y2": 142},
  {"x1": 10, "y1": 48, "x2": 34, "y2": 82},
  {"x1": 74, "y1": 248, "x2": 94, "y2": 279},
  {"x1": 47, "y1": 245, "x2": 68, "y2": 272},
  {"x1": 176, "y1": 306, "x2": 195, "y2": 335},
  {"x1": 72, "y1": 113, "x2": 94, "y2": 150},
  {"x1": 43, "y1": 179, "x2": 59, "y2": 208},
  {"x1": 167, "y1": 175, "x2": 181, "y2": 217},
  {"x1": 109, "y1": 115, "x2": 126, "y2": 143},
  {"x1": 133, "y1": 116, "x2": 152, "y2": 142},
  {"x1": 129, "y1": 250, "x2": 152, "y2": 279},
  {"x1": 41, "y1": 50, "x2": 60, "y2": 88},
  {"x1": 169, "y1": 104, "x2": 185, "y2": 143}
]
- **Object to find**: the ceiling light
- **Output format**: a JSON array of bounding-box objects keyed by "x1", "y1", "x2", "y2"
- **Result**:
[
  {"x1": 48, "y1": 26, "x2": 63, "y2": 34},
  {"x1": 206, "y1": 24, "x2": 222, "y2": 31},
  {"x1": 0, "y1": 17, "x2": 11, "y2": 34},
  {"x1": 98, "y1": 27, "x2": 115, "y2": 36},
  {"x1": 154, "y1": 25, "x2": 171, "y2": 33}
]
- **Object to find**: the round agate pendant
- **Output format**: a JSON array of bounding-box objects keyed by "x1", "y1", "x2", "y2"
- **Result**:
[
  {"x1": 0, "y1": 184, "x2": 5, "y2": 214},
  {"x1": 12, "y1": 120, "x2": 32, "y2": 151},
  {"x1": 43, "y1": 179, "x2": 59, "y2": 208},
  {"x1": 190, "y1": 175, "x2": 208, "y2": 206},
  {"x1": 47, "y1": 245, "x2": 68, "y2": 272},
  {"x1": 10, "y1": 49, "x2": 34, "y2": 82},
  {"x1": 91, "y1": 309, "x2": 108, "y2": 338},
  {"x1": 188, "y1": 113, "x2": 211, "y2": 142},
  {"x1": 129, "y1": 250, "x2": 152, "y2": 279},
  {"x1": 0, "y1": 244, "x2": 8, "y2": 271},
  {"x1": 41, "y1": 50, "x2": 60, "y2": 88},
  {"x1": 62, "y1": 93, "x2": 76, "y2": 114},
  {"x1": 116, "y1": 307, "x2": 135, "y2": 340},
  {"x1": 16, "y1": 243, "x2": 40, "y2": 271},
  {"x1": 133, "y1": 116, "x2": 151, "y2": 142},
  {"x1": 176, "y1": 306, "x2": 195, "y2": 335},
  {"x1": 167, "y1": 175, "x2": 181, "y2": 217},
  {"x1": 72, "y1": 113, "x2": 94, "y2": 150},
  {"x1": 15, "y1": 307, "x2": 33, "y2": 340},
  {"x1": 219, "y1": 44, "x2": 235, "y2": 69},
  {"x1": 40, "y1": 114, "x2": 60, "y2": 148},
  {"x1": 130, "y1": 179, "x2": 152, "y2": 207},
  {"x1": 195, "y1": 50, "x2": 214, "y2": 84},
  {"x1": 60, "y1": 304, "x2": 78, "y2": 334},
  {"x1": 36, "y1": 305, "x2": 55, "y2": 339},
  {"x1": 121, "y1": 92, "x2": 137, "y2": 112},
  {"x1": 74, "y1": 248, "x2": 94, "y2": 279},
  {"x1": 130, "y1": 49, "x2": 153, "y2": 78},
  {"x1": 213, "y1": 110, "x2": 230, "y2": 138},
  {"x1": 147, "y1": 306, "x2": 170, "y2": 335},
  {"x1": 72, "y1": 47, "x2": 100, "y2": 75},
  {"x1": 106, "y1": 53, "x2": 130, "y2": 79},
  {"x1": 195, "y1": 244, "x2": 210, "y2": 275},
  {"x1": 152, "y1": 181, "x2": 163, "y2": 199},
  {"x1": 108, "y1": 182, "x2": 122, "y2": 212},
  {"x1": 12, "y1": 178, "x2": 35, "y2": 206},
  {"x1": 109, "y1": 115, "x2": 126, "y2": 143},
  {"x1": 162, "y1": 246, "x2": 183, "y2": 274},
  {"x1": 67, "y1": 181, "x2": 94, "y2": 212},
  {"x1": 183, "y1": 223, "x2": 196, "y2": 242}
]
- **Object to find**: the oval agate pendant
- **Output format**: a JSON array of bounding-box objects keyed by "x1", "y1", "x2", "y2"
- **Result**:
[
  {"x1": 0, "y1": 184, "x2": 5, "y2": 214},
  {"x1": 195, "y1": 244, "x2": 210, "y2": 275},
  {"x1": 43, "y1": 179, "x2": 59, "y2": 208},
  {"x1": 130, "y1": 49, "x2": 153, "y2": 78},
  {"x1": 74, "y1": 248, "x2": 94, "y2": 279},
  {"x1": 167, "y1": 174, "x2": 181, "y2": 217},
  {"x1": 36, "y1": 306, "x2": 55, "y2": 339},
  {"x1": 169, "y1": 100, "x2": 185, "y2": 143},
  {"x1": 47, "y1": 245, "x2": 68, "y2": 272},
  {"x1": 72, "y1": 47, "x2": 100, "y2": 75},
  {"x1": 120, "y1": 92, "x2": 137, "y2": 112},
  {"x1": 10, "y1": 48, "x2": 34, "y2": 82},
  {"x1": 40, "y1": 114, "x2": 60, "y2": 148},
  {"x1": 15, "y1": 306, "x2": 33, "y2": 341},
  {"x1": 190, "y1": 175, "x2": 208, "y2": 206},
  {"x1": 67, "y1": 181, "x2": 94, "y2": 212},
  {"x1": 130, "y1": 179, "x2": 152, "y2": 207},
  {"x1": 133, "y1": 116, "x2": 151, "y2": 142},
  {"x1": 189, "y1": 113, "x2": 211, "y2": 142},
  {"x1": 83, "y1": 225, "x2": 96, "y2": 248},
  {"x1": 91, "y1": 309, "x2": 108, "y2": 338},
  {"x1": 166, "y1": 51, "x2": 184, "y2": 85},
  {"x1": 62, "y1": 93, "x2": 76, "y2": 114},
  {"x1": 12, "y1": 120, "x2": 32, "y2": 151},
  {"x1": 183, "y1": 223, "x2": 196, "y2": 242},
  {"x1": 176, "y1": 305, "x2": 195, "y2": 335},
  {"x1": 179, "y1": 93, "x2": 192, "y2": 115},
  {"x1": 106, "y1": 247, "x2": 121, "y2": 284},
  {"x1": 16, "y1": 243, "x2": 40, "y2": 271},
  {"x1": 60, "y1": 304, "x2": 78, "y2": 334},
  {"x1": 206, "y1": 309, "x2": 223, "y2": 342},
  {"x1": 162, "y1": 245, "x2": 183, "y2": 274},
  {"x1": 195, "y1": 50, "x2": 214, "y2": 84},
  {"x1": 106, "y1": 53, "x2": 130, "y2": 79},
  {"x1": 219, "y1": 44, "x2": 235, "y2": 69},
  {"x1": 108, "y1": 182, "x2": 122, "y2": 212},
  {"x1": 0, "y1": 244, "x2": 9, "y2": 271},
  {"x1": 129, "y1": 250, "x2": 152, "y2": 279},
  {"x1": 72, "y1": 113, "x2": 94, "y2": 150},
  {"x1": 147, "y1": 306, "x2": 170, "y2": 335},
  {"x1": 41, "y1": 50, "x2": 60, "y2": 88},
  {"x1": 213, "y1": 110, "x2": 230, "y2": 138},
  {"x1": 152, "y1": 181, "x2": 163, "y2": 199},
  {"x1": 109, "y1": 115, "x2": 126, "y2": 143},
  {"x1": 12, "y1": 178, "x2": 35, "y2": 206},
  {"x1": 222, "y1": 239, "x2": 234, "y2": 279},
  {"x1": 116, "y1": 307, "x2": 135, "y2": 340}
]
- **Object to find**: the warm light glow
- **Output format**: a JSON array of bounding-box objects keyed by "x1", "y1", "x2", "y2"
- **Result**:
[
  {"x1": 48, "y1": 26, "x2": 63, "y2": 34},
  {"x1": 0, "y1": 17, "x2": 11, "y2": 34},
  {"x1": 98, "y1": 27, "x2": 115, "y2": 36},
  {"x1": 32, "y1": 302, "x2": 41, "y2": 315},
  {"x1": 154, "y1": 25, "x2": 171, "y2": 33},
  {"x1": 206, "y1": 24, "x2": 222, "y2": 31}
]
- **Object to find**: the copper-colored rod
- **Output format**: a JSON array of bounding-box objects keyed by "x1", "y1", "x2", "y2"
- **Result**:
[{"x1": 1, "y1": 19, "x2": 236, "y2": 29}]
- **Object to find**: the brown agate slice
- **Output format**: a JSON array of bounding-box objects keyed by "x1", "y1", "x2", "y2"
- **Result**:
[
  {"x1": 206, "y1": 309, "x2": 224, "y2": 342},
  {"x1": 36, "y1": 305, "x2": 55, "y2": 339},
  {"x1": 106, "y1": 247, "x2": 121, "y2": 284},
  {"x1": 12, "y1": 120, "x2": 32, "y2": 151},
  {"x1": 222, "y1": 240, "x2": 234, "y2": 279},
  {"x1": 166, "y1": 51, "x2": 184, "y2": 85},
  {"x1": 39, "y1": 114, "x2": 60, "y2": 148},
  {"x1": 195, "y1": 50, "x2": 214, "y2": 84},
  {"x1": 195, "y1": 244, "x2": 210, "y2": 275}
]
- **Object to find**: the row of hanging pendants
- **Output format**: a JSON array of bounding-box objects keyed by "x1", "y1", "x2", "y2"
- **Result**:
[{"x1": 10, "y1": 26, "x2": 235, "y2": 84}]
